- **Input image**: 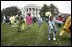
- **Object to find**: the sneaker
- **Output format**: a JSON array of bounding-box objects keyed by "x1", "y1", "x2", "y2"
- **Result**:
[
  {"x1": 48, "y1": 38, "x2": 50, "y2": 41},
  {"x1": 53, "y1": 37, "x2": 56, "y2": 41}
]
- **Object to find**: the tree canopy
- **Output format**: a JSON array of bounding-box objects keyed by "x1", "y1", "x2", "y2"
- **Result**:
[
  {"x1": 39, "y1": 4, "x2": 59, "y2": 19},
  {"x1": 1, "y1": 6, "x2": 20, "y2": 17}
]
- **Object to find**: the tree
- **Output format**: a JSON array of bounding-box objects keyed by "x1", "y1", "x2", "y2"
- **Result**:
[
  {"x1": 49, "y1": 4, "x2": 59, "y2": 16},
  {"x1": 39, "y1": 4, "x2": 59, "y2": 20},
  {"x1": 39, "y1": 4, "x2": 50, "y2": 20},
  {"x1": 1, "y1": 6, "x2": 20, "y2": 17}
]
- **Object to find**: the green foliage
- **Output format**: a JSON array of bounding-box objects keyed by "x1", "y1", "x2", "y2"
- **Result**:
[
  {"x1": 39, "y1": 4, "x2": 59, "y2": 19},
  {"x1": 1, "y1": 6, "x2": 20, "y2": 17},
  {"x1": 49, "y1": 4, "x2": 59, "y2": 16},
  {"x1": 39, "y1": 4, "x2": 49, "y2": 18}
]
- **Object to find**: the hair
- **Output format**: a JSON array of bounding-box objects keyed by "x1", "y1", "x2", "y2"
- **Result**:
[
  {"x1": 17, "y1": 11, "x2": 22, "y2": 15},
  {"x1": 50, "y1": 16, "x2": 53, "y2": 21},
  {"x1": 27, "y1": 13, "x2": 31, "y2": 16}
]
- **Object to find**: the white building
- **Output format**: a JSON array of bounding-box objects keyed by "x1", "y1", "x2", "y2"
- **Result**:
[{"x1": 21, "y1": 4, "x2": 41, "y2": 18}]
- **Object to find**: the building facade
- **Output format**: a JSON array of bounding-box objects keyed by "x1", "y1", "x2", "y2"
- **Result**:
[{"x1": 22, "y1": 4, "x2": 41, "y2": 18}]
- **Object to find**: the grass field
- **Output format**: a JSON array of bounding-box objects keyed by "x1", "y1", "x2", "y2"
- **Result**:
[{"x1": 1, "y1": 22, "x2": 71, "y2": 46}]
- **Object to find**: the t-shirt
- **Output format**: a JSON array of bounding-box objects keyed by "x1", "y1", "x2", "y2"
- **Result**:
[
  {"x1": 15, "y1": 15, "x2": 24, "y2": 25},
  {"x1": 9, "y1": 16, "x2": 15, "y2": 24}
]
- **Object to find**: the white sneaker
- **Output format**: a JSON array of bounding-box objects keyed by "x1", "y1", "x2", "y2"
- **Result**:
[
  {"x1": 60, "y1": 33, "x2": 62, "y2": 36},
  {"x1": 48, "y1": 38, "x2": 50, "y2": 41},
  {"x1": 53, "y1": 37, "x2": 56, "y2": 41}
]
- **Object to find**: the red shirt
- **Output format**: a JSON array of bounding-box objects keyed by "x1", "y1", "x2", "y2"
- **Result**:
[{"x1": 57, "y1": 17, "x2": 64, "y2": 21}]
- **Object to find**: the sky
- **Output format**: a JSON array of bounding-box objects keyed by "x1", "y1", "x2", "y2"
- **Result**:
[{"x1": 1, "y1": 1, "x2": 71, "y2": 14}]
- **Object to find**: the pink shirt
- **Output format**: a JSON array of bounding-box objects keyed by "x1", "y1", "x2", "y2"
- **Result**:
[{"x1": 26, "y1": 16, "x2": 32, "y2": 24}]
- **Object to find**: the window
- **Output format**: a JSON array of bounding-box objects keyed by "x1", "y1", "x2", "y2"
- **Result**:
[
  {"x1": 30, "y1": 8, "x2": 31, "y2": 11},
  {"x1": 33, "y1": 8, "x2": 35, "y2": 12},
  {"x1": 27, "y1": 9, "x2": 28, "y2": 12},
  {"x1": 36, "y1": 9, "x2": 37, "y2": 12}
]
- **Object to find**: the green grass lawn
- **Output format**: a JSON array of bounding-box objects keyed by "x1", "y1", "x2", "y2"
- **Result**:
[{"x1": 1, "y1": 22, "x2": 71, "y2": 46}]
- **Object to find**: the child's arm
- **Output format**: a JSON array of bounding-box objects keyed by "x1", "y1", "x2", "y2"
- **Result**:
[
  {"x1": 54, "y1": 20, "x2": 63, "y2": 24},
  {"x1": 49, "y1": 21, "x2": 53, "y2": 29}
]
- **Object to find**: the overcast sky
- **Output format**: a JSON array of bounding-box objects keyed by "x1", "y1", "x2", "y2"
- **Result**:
[{"x1": 1, "y1": 1, "x2": 71, "y2": 14}]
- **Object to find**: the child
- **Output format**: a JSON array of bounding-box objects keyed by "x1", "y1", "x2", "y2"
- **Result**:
[
  {"x1": 60, "y1": 16, "x2": 71, "y2": 36},
  {"x1": 38, "y1": 17, "x2": 43, "y2": 27},
  {"x1": 2, "y1": 14, "x2": 6, "y2": 24},
  {"x1": 7, "y1": 16, "x2": 10, "y2": 24},
  {"x1": 26, "y1": 13, "x2": 32, "y2": 29},
  {"x1": 15, "y1": 11, "x2": 25, "y2": 32},
  {"x1": 48, "y1": 16, "x2": 63, "y2": 41},
  {"x1": 9, "y1": 14, "x2": 16, "y2": 27}
]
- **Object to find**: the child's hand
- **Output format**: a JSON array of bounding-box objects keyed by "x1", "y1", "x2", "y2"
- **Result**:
[
  {"x1": 23, "y1": 21, "x2": 25, "y2": 23},
  {"x1": 15, "y1": 21, "x2": 16, "y2": 23}
]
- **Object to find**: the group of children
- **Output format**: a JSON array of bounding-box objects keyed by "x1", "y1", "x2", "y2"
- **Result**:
[
  {"x1": 2, "y1": 11, "x2": 71, "y2": 41},
  {"x1": 7, "y1": 11, "x2": 43, "y2": 32}
]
